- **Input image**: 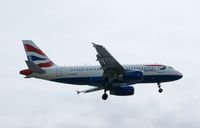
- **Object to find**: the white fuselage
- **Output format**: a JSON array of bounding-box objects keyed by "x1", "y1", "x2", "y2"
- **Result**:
[{"x1": 29, "y1": 64, "x2": 182, "y2": 87}]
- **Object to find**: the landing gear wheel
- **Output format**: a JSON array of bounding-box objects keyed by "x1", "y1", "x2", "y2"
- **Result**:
[
  {"x1": 157, "y1": 83, "x2": 163, "y2": 93},
  {"x1": 158, "y1": 88, "x2": 163, "y2": 93},
  {"x1": 102, "y1": 93, "x2": 108, "y2": 100}
]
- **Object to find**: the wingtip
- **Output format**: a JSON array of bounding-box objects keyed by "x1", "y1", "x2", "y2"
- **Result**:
[
  {"x1": 76, "y1": 90, "x2": 80, "y2": 95},
  {"x1": 91, "y1": 42, "x2": 102, "y2": 47},
  {"x1": 91, "y1": 42, "x2": 97, "y2": 47}
]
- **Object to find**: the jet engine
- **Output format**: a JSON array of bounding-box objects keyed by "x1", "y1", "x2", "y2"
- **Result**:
[
  {"x1": 118, "y1": 70, "x2": 143, "y2": 82},
  {"x1": 110, "y1": 86, "x2": 134, "y2": 96}
]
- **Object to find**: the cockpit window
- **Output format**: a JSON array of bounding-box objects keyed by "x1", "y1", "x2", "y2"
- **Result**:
[
  {"x1": 169, "y1": 66, "x2": 174, "y2": 69},
  {"x1": 160, "y1": 66, "x2": 166, "y2": 70}
]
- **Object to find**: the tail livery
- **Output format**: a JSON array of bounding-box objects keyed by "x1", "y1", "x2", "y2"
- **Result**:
[
  {"x1": 20, "y1": 40, "x2": 55, "y2": 76},
  {"x1": 23, "y1": 40, "x2": 55, "y2": 68}
]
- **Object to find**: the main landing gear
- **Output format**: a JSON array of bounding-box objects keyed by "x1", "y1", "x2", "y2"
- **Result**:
[
  {"x1": 102, "y1": 93, "x2": 108, "y2": 100},
  {"x1": 157, "y1": 83, "x2": 163, "y2": 93},
  {"x1": 102, "y1": 83, "x2": 112, "y2": 100},
  {"x1": 102, "y1": 88, "x2": 108, "y2": 100}
]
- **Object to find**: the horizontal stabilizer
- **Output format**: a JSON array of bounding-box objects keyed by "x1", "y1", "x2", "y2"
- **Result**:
[
  {"x1": 76, "y1": 87, "x2": 104, "y2": 94},
  {"x1": 25, "y1": 61, "x2": 46, "y2": 74}
]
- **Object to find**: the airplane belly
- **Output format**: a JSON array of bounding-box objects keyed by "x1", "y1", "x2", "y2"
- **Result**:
[
  {"x1": 50, "y1": 76, "x2": 105, "y2": 85},
  {"x1": 51, "y1": 70, "x2": 105, "y2": 85}
]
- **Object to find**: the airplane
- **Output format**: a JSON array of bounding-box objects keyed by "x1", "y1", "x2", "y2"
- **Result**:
[{"x1": 20, "y1": 40, "x2": 183, "y2": 100}]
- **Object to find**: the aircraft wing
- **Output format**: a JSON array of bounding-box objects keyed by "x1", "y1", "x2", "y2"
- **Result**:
[{"x1": 92, "y1": 43, "x2": 125, "y2": 81}]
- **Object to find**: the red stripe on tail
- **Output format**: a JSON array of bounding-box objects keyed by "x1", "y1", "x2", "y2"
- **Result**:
[
  {"x1": 37, "y1": 61, "x2": 54, "y2": 68},
  {"x1": 24, "y1": 44, "x2": 45, "y2": 56}
]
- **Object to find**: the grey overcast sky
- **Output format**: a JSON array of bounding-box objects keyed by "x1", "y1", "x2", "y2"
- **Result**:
[{"x1": 0, "y1": 0, "x2": 200, "y2": 128}]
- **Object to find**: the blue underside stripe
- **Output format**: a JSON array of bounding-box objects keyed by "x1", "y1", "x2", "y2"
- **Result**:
[{"x1": 50, "y1": 75, "x2": 181, "y2": 86}]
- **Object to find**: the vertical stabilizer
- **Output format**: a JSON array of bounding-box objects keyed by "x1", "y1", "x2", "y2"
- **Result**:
[{"x1": 22, "y1": 40, "x2": 55, "y2": 68}]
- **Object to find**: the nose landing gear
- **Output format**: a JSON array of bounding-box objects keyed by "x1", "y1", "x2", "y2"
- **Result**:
[{"x1": 157, "y1": 83, "x2": 163, "y2": 93}]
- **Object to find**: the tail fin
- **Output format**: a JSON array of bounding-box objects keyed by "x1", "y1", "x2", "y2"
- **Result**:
[{"x1": 22, "y1": 40, "x2": 55, "y2": 68}]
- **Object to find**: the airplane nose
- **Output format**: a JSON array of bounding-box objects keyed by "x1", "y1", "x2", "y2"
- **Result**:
[{"x1": 176, "y1": 71, "x2": 183, "y2": 79}]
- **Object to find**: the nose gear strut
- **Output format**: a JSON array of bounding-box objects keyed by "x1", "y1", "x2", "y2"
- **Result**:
[{"x1": 157, "y1": 83, "x2": 163, "y2": 93}]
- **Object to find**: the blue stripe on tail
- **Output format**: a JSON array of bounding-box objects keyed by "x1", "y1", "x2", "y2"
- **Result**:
[{"x1": 27, "y1": 55, "x2": 46, "y2": 61}]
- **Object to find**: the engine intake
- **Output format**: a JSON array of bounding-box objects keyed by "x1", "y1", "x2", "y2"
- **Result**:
[{"x1": 110, "y1": 86, "x2": 134, "y2": 96}]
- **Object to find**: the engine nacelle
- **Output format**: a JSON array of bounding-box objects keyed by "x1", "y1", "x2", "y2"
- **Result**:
[
  {"x1": 110, "y1": 86, "x2": 134, "y2": 96},
  {"x1": 118, "y1": 71, "x2": 143, "y2": 81}
]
